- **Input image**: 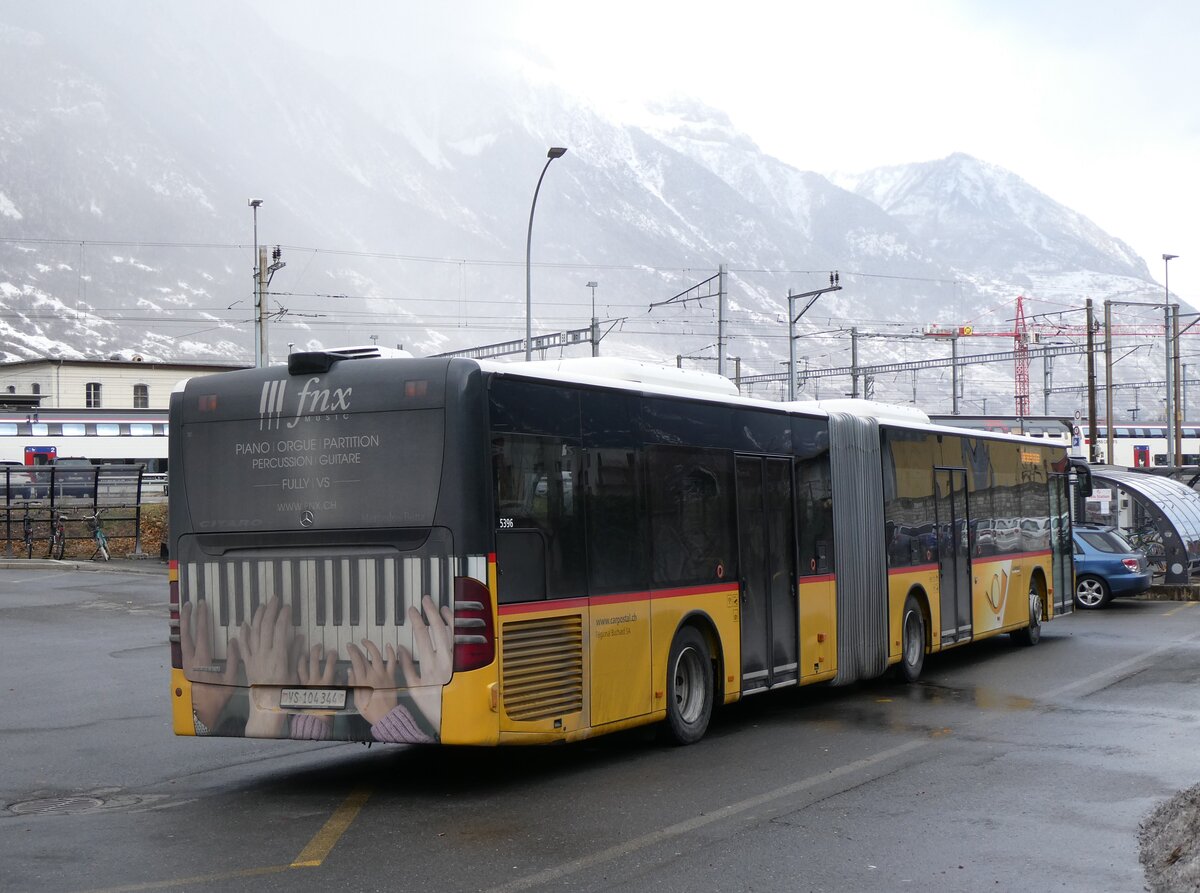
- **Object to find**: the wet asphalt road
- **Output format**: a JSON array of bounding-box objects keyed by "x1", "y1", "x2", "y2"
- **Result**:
[{"x1": 2, "y1": 563, "x2": 1199, "y2": 892}]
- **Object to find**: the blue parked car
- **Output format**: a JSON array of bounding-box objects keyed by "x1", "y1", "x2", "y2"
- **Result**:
[{"x1": 1073, "y1": 524, "x2": 1153, "y2": 609}]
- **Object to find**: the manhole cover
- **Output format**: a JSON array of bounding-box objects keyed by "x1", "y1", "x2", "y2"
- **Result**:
[{"x1": 9, "y1": 796, "x2": 105, "y2": 816}]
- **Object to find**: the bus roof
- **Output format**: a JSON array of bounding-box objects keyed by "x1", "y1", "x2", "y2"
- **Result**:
[
  {"x1": 482, "y1": 357, "x2": 740, "y2": 396},
  {"x1": 176, "y1": 348, "x2": 1063, "y2": 452},
  {"x1": 482, "y1": 358, "x2": 1058, "y2": 449},
  {"x1": 811, "y1": 399, "x2": 932, "y2": 425}
]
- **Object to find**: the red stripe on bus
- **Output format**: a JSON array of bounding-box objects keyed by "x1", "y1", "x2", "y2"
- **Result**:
[
  {"x1": 498, "y1": 597, "x2": 588, "y2": 616},
  {"x1": 590, "y1": 591, "x2": 652, "y2": 606},
  {"x1": 650, "y1": 583, "x2": 734, "y2": 600},
  {"x1": 888, "y1": 563, "x2": 938, "y2": 575},
  {"x1": 799, "y1": 574, "x2": 836, "y2": 584},
  {"x1": 496, "y1": 583, "x2": 735, "y2": 616},
  {"x1": 979, "y1": 548, "x2": 1053, "y2": 562},
  {"x1": 591, "y1": 584, "x2": 734, "y2": 604}
]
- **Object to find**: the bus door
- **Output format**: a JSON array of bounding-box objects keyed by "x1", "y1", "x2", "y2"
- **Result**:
[
  {"x1": 735, "y1": 455, "x2": 799, "y2": 694},
  {"x1": 934, "y1": 467, "x2": 972, "y2": 644},
  {"x1": 1049, "y1": 473, "x2": 1073, "y2": 615}
]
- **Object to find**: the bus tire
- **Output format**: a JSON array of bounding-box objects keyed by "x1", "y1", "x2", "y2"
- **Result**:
[
  {"x1": 663, "y1": 626, "x2": 713, "y2": 746},
  {"x1": 897, "y1": 593, "x2": 926, "y2": 683},
  {"x1": 1012, "y1": 581, "x2": 1043, "y2": 647}
]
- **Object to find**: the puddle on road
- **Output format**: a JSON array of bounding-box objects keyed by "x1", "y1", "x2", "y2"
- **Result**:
[
  {"x1": 78, "y1": 597, "x2": 167, "y2": 617},
  {"x1": 902, "y1": 681, "x2": 1036, "y2": 712},
  {"x1": 815, "y1": 683, "x2": 1041, "y2": 738}
]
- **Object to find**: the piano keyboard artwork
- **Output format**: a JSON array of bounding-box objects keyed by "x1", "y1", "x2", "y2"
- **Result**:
[{"x1": 179, "y1": 553, "x2": 487, "y2": 665}]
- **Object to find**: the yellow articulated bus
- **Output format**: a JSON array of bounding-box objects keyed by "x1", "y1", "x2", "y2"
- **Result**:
[{"x1": 167, "y1": 350, "x2": 1090, "y2": 745}]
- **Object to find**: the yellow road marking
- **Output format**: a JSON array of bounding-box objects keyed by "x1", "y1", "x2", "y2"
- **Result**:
[
  {"x1": 290, "y1": 784, "x2": 372, "y2": 868},
  {"x1": 79, "y1": 785, "x2": 372, "y2": 891},
  {"x1": 1164, "y1": 601, "x2": 1198, "y2": 616},
  {"x1": 79, "y1": 864, "x2": 289, "y2": 892}
]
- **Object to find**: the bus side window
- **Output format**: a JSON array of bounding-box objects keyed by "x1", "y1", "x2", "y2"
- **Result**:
[
  {"x1": 492, "y1": 434, "x2": 586, "y2": 601},
  {"x1": 647, "y1": 446, "x2": 736, "y2": 588},
  {"x1": 584, "y1": 447, "x2": 648, "y2": 596},
  {"x1": 796, "y1": 456, "x2": 834, "y2": 576},
  {"x1": 581, "y1": 389, "x2": 647, "y2": 596},
  {"x1": 496, "y1": 529, "x2": 547, "y2": 604}
]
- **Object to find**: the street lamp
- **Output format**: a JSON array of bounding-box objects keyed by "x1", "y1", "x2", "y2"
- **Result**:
[
  {"x1": 586, "y1": 280, "x2": 598, "y2": 356},
  {"x1": 525, "y1": 147, "x2": 568, "y2": 361},
  {"x1": 1164, "y1": 253, "x2": 1178, "y2": 462}
]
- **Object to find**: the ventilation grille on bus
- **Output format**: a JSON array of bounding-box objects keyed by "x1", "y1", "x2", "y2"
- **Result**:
[{"x1": 500, "y1": 615, "x2": 584, "y2": 722}]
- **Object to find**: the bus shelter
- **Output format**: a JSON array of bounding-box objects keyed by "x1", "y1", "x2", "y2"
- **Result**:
[{"x1": 1086, "y1": 468, "x2": 1200, "y2": 585}]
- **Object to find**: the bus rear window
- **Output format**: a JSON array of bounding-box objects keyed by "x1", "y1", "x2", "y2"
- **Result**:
[{"x1": 180, "y1": 408, "x2": 445, "y2": 532}]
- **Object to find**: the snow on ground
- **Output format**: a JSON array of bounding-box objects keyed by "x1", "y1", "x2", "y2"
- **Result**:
[{"x1": 1141, "y1": 784, "x2": 1200, "y2": 891}]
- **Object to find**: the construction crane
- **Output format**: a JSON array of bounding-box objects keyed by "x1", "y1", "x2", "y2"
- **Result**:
[
  {"x1": 923, "y1": 295, "x2": 1169, "y2": 417},
  {"x1": 922, "y1": 295, "x2": 1035, "y2": 415}
]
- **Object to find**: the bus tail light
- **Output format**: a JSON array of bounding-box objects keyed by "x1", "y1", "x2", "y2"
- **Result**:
[
  {"x1": 168, "y1": 560, "x2": 183, "y2": 669},
  {"x1": 453, "y1": 575, "x2": 495, "y2": 672}
]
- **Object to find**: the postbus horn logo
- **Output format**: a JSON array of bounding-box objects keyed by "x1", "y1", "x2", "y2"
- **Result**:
[{"x1": 259, "y1": 380, "x2": 287, "y2": 431}]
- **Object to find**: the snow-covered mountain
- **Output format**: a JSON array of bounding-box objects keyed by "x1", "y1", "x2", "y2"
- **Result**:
[
  {"x1": 837, "y1": 153, "x2": 1150, "y2": 281},
  {"x1": 0, "y1": 3, "x2": 1172, "y2": 414}
]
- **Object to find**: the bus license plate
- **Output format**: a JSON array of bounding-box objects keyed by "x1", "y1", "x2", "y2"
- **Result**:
[{"x1": 280, "y1": 688, "x2": 347, "y2": 709}]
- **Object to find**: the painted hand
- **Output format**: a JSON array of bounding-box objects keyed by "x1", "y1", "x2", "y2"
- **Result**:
[
  {"x1": 180, "y1": 599, "x2": 240, "y2": 730},
  {"x1": 397, "y1": 595, "x2": 454, "y2": 730},
  {"x1": 238, "y1": 596, "x2": 297, "y2": 737},
  {"x1": 346, "y1": 639, "x2": 400, "y2": 726},
  {"x1": 298, "y1": 643, "x2": 339, "y2": 687},
  {"x1": 239, "y1": 596, "x2": 298, "y2": 685}
]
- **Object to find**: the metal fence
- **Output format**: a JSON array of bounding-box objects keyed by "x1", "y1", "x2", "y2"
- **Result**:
[{"x1": 2, "y1": 464, "x2": 150, "y2": 558}]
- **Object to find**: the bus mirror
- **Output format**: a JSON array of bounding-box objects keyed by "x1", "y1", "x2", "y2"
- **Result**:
[{"x1": 1070, "y1": 458, "x2": 1093, "y2": 498}]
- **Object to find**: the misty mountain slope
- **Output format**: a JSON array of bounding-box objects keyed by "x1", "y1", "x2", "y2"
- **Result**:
[
  {"x1": 0, "y1": 3, "x2": 516, "y2": 361},
  {"x1": 345, "y1": 65, "x2": 941, "y2": 355},
  {"x1": 839, "y1": 153, "x2": 1151, "y2": 281},
  {"x1": 355, "y1": 65, "x2": 817, "y2": 270},
  {"x1": 0, "y1": 5, "x2": 1174, "y2": 413},
  {"x1": 628, "y1": 98, "x2": 977, "y2": 332},
  {"x1": 638, "y1": 99, "x2": 938, "y2": 266}
]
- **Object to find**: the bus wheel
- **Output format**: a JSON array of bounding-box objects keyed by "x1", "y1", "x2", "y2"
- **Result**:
[
  {"x1": 664, "y1": 626, "x2": 713, "y2": 745},
  {"x1": 897, "y1": 594, "x2": 926, "y2": 683},
  {"x1": 1012, "y1": 582, "x2": 1043, "y2": 647}
]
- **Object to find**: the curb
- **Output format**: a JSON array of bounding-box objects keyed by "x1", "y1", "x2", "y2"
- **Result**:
[{"x1": 0, "y1": 558, "x2": 168, "y2": 575}]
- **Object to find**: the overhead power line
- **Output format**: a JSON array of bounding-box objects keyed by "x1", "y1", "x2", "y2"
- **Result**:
[
  {"x1": 739, "y1": 342, "x2": 1098, "y2": 385},
  {"x1": 2, "y1": 237, "x2": 1000, "y2": 287}
]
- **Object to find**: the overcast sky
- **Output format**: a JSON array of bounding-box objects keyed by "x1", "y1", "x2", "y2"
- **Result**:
[{"x1": 261, "y1": 0, "x2": 1199, "y2": 302}]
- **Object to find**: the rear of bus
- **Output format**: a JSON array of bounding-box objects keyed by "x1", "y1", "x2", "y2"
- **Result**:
[{"x1": 167, "y1": 353, "x2": 497, "y2": 744}]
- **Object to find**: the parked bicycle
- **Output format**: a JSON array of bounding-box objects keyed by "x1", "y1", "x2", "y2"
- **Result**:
[
  {"x1": 85, "y1": 509, "x2": 110, "y2": 561},
  {"x1": 1127, "y1": 523, "x2": 1167, "y2": 577},
  {"x1": 48, "y1": 510, "x2": 67, "y2": 560},
  {"x1": 21, "y1": 504, "x2": 33, "y2": 559}
]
